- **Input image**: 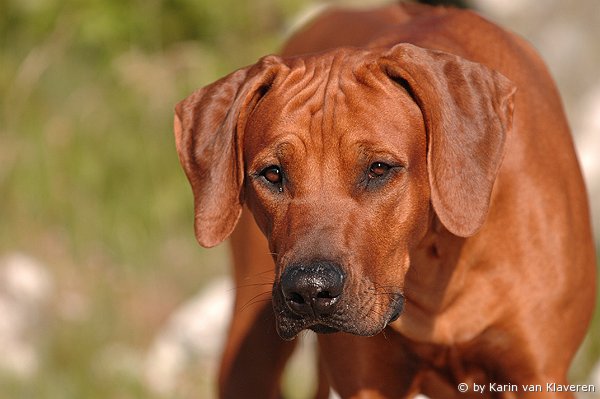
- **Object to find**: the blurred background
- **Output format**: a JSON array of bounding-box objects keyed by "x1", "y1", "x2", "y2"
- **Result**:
[{"x1": 0, "y1": 0, "x2": 598, "y2": 398}]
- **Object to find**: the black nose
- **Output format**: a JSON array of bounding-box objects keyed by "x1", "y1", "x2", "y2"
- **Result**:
[{"x1": 280, "y1": 261, "x2": 345, "y2": 318}]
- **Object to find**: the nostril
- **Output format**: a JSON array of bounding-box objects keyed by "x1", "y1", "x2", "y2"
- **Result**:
[
  {"x1": 313, "y1": 290, "x2": 339, "y2": 316},
  {"x1": 316, "y1": 290, "x2": 337, "y2": 299},
  {"x1": 289, "y1": 292, "x2": 306, "y2": 305}
]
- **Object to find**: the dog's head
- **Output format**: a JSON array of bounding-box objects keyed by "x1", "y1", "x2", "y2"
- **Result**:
[{"x1": 175, "y1": 44, "x2": 515, "y2": 340}]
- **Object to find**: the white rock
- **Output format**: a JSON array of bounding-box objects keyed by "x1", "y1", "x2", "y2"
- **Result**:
[
  {"x1": 144, "y1": 277, "x2": 234, "y2": 394},
  {"x1": 0, "y1": 252, "x2": 53, "y2": 378}
]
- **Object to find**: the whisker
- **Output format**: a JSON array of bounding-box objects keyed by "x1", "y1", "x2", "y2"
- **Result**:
[
  {"x1": 251, "y1": 268, "x2": 276, "y2": 276},
  {"x1": 239, "y1": 298, "x2": 273, "y2": 313},
  {"x1": 239, "y1": 291, "x2": 272, "y2": 313},
  {"x1": 382, "y1": 328, "x2": 389, "y2": 341},
  {"x1": 235, "y1": 282, "x2": 274, "y2": 289}
]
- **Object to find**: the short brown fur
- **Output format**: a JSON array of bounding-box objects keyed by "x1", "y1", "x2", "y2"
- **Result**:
[{"x1": 175, "y1": 3, "x2": 596, "y2": 398}]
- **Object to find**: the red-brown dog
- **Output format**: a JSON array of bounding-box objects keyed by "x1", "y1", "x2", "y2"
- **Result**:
[{"x1": 174, "y1": 3, "x2": 596, "y2": 398}]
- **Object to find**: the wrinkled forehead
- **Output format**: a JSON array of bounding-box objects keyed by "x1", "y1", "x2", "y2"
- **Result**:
[{"x1": 243, "y1": 48, "x2": 424, "y2": 161}]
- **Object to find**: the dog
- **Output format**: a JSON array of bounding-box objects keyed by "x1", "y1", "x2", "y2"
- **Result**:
[{"x1": 174, "y1": 2, "x2": 596, "y2": 398}]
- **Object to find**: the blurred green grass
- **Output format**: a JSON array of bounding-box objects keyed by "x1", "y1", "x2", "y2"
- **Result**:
[
  {"x1": 0, "y1": 0, "x2": 306, "y2": 397},
  {"x1": 0, "y1": 0, "x2": 598, "y2": 398}
]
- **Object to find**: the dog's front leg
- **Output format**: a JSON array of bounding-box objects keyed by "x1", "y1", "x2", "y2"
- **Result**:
[
  {"x1": 218, "y1": 210, "x2": 296, "y2": 399},
  {"x1": 317, "y1": 329, "x2": 418, "y2": 399}
]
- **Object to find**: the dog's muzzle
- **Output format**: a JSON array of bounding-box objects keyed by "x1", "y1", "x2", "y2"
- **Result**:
[{"x1": 273, "y1": 259, "x2": 404, "y2": 340}]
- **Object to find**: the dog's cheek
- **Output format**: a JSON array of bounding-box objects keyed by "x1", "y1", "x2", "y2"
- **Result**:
[
  {"x1": 391, "y1": 175, "x2": 431, "y2": 249},
  {"x1": 354, "y1": 194, "x2": 422, "y2": 290},
  {"x1": 245, "y1": 188, "x2": 275, "y2": 239},
  {"x1": 407, "y1": 183, "x2": 432, "y2": 248}
]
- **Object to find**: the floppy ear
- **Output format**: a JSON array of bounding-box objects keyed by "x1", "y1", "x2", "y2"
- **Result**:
[
  {"x1": 379, "y1": 43, "x2": 516, "y2": 237},
  {"x1": 174, "y1": 56, "x2": 282, "y2": 247}
]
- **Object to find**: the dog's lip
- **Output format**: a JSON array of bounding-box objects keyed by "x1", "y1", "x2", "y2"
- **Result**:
[
  {"x1": 386, "y1": 294, "x2": 405, "y2": 324},
  {"x1": 275, "y1": 317, "x2": 341, "y2": 340},
  {"x1": 274, "y1": 311, "x2": 346, "y2": 340},
  {"x1": 388, "y1": 309, "x2": 402, "y2": 324},
  {"x1": 309, "y1": 323, "x2": 340, "y2": 334},
  {"x1": 273, "y1": 283, "x2": 405, "y2": 340},
  {"x1": 276, "y1": 319, "x2": 311, "y2": 340}
]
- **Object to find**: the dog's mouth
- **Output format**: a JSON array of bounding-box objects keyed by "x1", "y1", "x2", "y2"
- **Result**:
[
  {"x1": 310, "y1": 324, "x2": 340, "y2": 334},
  {"x1": 272, "y1": 303, "x2": 344, "y2": 340},
  {"x1": 272, "y1": 285, "x2": 404, "y2": 340}
]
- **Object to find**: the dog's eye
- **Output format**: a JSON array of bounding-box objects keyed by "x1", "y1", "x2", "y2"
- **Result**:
[
  {"x1": 260, "y1": 165, "x2": 283, "y2": 186},
  {"x1": 368, "y1": 162, "x2": 391, "y2": 179}
]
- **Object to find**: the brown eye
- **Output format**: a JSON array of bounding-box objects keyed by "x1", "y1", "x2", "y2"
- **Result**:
[
  {"x1": 368, "y1": 162, "x2": 391, "y2": 178},
  {"x1": 261, "y1": 165, "x2": 282, "y2": 184}
]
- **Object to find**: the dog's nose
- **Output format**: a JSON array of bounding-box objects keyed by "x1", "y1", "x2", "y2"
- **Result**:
[{"x1": 280, "y1": 261, "x2": 345, "y2": 318}]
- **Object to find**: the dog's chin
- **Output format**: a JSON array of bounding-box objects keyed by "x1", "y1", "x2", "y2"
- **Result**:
[
  {"x1": 272, "y1": 284, "x2": 405, "y2": 340},
  {"x1": 275, "y1": 316, "x2": 392, "y2": 340},
  {"x1": 310, "y1": 324, "x2": 340, "y2": 334},
  {"x1": 274, "y1": 298, "x2": 404, "y2": 341}
]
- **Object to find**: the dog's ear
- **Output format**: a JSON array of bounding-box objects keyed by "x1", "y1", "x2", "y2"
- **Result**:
[
  {"x1": 379, "y1": 43, "x2": 516, "y2": 237},
  {"x1": 174, "y1": 56, "x2": 283, "y2": 247}
]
